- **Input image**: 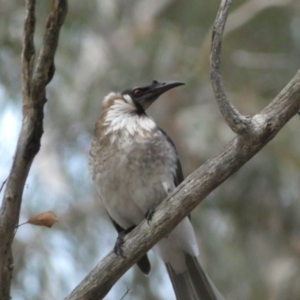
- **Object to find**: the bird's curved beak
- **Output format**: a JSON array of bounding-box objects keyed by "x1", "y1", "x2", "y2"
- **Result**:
[
  {"x1": 146, "y1": 80, "x2": 185, "y2": 100},
  {"x1": 129, "y1": 80, "x2": 185, "y2": 111}
]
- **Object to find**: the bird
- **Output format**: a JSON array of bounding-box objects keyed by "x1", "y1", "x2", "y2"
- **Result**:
[{"x1": 89, "y1": 80, "x2": 224, "y2": 300}]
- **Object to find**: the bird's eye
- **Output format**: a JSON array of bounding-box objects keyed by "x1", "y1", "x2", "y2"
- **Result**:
[{"x1": 133, "y1": 89, "x2": 142, "y2": 97}]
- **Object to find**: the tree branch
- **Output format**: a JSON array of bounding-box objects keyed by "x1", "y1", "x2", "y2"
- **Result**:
[
  {"x1": 66, "y1": 1, "x2": 300, "y2": 299},
  {"x1": 22, "y1": 0, "x2": 35, "y2": 109},
  {"x1": 0, "y1": 1, "x2": 67, "y2": 299},
  {"x1": 210, "y1": 0, "x2": 252, "y2": 136}
]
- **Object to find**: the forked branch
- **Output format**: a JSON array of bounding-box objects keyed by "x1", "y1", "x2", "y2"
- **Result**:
[{"x1": 0, "y1": 1, "x2": 67, "y2": 299}]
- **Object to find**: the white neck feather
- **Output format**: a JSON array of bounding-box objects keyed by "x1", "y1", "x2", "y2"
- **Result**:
[{"x1": 103, "y1": 95, "x2": 156, "y2": 137}]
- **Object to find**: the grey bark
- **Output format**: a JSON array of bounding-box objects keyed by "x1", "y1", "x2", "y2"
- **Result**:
[{"x1": 0, "y1": 1, "x2": 67, "y2": 299}]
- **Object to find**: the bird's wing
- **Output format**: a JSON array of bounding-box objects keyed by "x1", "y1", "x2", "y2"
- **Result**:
[{"x1": 158, "y1": 127, "x2": 184, "y2": 186}]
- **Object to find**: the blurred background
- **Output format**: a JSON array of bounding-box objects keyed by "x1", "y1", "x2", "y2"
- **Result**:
[{"x1": 1, "y1": 0, "x2": 300, "y2": 299}]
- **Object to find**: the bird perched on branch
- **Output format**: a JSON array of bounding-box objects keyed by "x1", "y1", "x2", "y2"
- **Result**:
[{"x1": 89, "y1": 80, "x2": 223, "y2": 300}]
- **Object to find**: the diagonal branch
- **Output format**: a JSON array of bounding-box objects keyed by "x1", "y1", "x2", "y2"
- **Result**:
[
  {"x1": 65, "y1": 1, "x2": 300, "y2": 299},
  {"x1": 0, "y1": 1, "x2": 67, "y2": 299}
]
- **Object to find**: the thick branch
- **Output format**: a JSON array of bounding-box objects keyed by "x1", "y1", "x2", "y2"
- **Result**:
[{"x1": 0, "y1": 1, "x2": 67, "y2": 299}]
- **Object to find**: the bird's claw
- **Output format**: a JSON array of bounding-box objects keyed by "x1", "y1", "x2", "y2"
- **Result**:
[
  {"x1": 114, "y1": 233, "x2": 126, "y2": 258},
  {"x1": 145, "y1": 206, "x2": 156, "y2": 224}
]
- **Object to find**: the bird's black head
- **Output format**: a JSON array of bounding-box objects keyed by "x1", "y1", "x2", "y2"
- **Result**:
[{"x1": 121, "y1": 80, "x2": 185, "y2": 113}]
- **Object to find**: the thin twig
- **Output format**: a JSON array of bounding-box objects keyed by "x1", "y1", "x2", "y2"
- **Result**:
[
  {"x1": 32, "y1": 0, "x2": 68, "y2": 97},
  {"x1": 119, "y1": 287, "x2": 131, "y2": 300}
]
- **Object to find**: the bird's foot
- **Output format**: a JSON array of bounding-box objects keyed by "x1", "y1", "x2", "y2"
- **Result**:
[
  {"x1": 114, "y1": 226, "x2": 136, "y2": 258},
  {"x1": 114, "y1": 233, "x2": 126, "y2": 257},
  {"x1": 145, "y1": 206, "x2": 156, "y2": 224}
]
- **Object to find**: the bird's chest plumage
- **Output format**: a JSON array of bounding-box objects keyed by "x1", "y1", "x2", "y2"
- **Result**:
[{"x1": 90, "y1": 127, "x2": 177, "y2": 228}]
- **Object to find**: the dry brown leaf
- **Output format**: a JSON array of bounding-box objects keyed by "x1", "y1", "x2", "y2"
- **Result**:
[{"x1": 26, "y1": 211, "x2": 58, "y2": 228}]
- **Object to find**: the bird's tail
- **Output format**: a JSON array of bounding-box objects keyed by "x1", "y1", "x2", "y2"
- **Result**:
[{"x1": 166, "y1": 254, "x2": 224, "y2": 300}]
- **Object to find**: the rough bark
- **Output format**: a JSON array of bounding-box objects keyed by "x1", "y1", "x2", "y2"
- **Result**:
[{"x1": 0, "y1": 1, "x2": 67, "y2": 299}]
